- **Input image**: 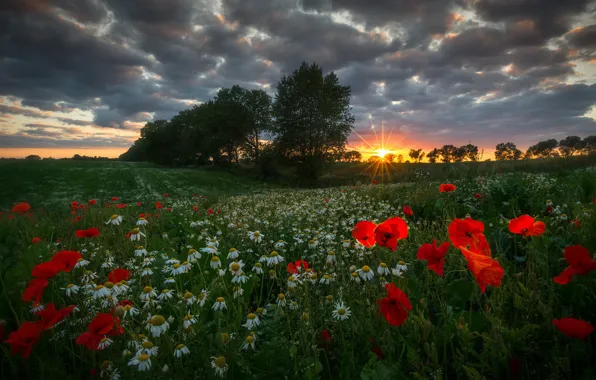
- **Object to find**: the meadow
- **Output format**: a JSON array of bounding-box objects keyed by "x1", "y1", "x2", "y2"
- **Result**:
[{"x1": 1, "y1": 159, "x2": 596, "y2": 379}]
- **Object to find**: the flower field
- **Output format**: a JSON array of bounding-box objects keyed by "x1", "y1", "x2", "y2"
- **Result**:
[{"x1": 1, "y1": 165, "x2": 596, "y2": 379}]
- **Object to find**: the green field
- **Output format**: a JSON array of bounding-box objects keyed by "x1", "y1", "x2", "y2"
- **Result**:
[{"x1": 1, "y1": 159, "x2": 596, "y2": 379}]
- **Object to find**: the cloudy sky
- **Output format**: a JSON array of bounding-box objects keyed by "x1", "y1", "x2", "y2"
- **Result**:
[{"x1": 0, "y1": 0, "x2": 595, "y2": 159}]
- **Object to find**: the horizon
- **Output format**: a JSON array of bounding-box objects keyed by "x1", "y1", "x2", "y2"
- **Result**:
[{"x1": 1, "y1": 0, "x2": 595, "y2": 159}]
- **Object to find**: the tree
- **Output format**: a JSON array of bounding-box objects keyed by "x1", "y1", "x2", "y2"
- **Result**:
[
  {"x1": 367, "y1": 155, "x2": 381, "y2": 163},
  {"x1": 408, "y1": 148, "x2": 425, "y2": 163},
  {"x1": 272, "y1": 62, "x2": 354, "y2": 182},
  {"x1": 460, "y1": 144, "x2": 480, "y2": 161},
  {"x1": 397, "y1": 154, "x2": 404, "y2": 163},
  {"x1": 439, "y1": 145, "x2": 458, "y2": 163},
  {"x1": 385, "y1": 153, "x2": 396, "y2": 163},
  {"x1": 559, "y1": 136, "x2": 584, "y2": 157},
  {"x1": 25, "y1": 155, "x2": 41, "y2": 160},
  {"x1": 526, "y1": 139, "x2": 559, "y2": 159},
  {"x1": 427, "y1": 148, "x2": 440, "y2": 163},
  {"x1": 341, "y1": 150, "x2": 362, "y2": 162},
  {"x1": 583, "y1": 136, "x2": 596, "y2": 155},
  {"x1": 495, "y1": 142, "x2": 522, "y2": 160}
]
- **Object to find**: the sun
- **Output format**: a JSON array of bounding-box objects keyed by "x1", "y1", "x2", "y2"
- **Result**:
[{"x1": 377, "y1": 149, "x2": 389, "y2": 158}]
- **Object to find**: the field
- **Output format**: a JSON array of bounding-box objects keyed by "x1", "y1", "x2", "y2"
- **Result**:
[{"x1": 1, "y1": 160, "x2": 596, "y2": 379}]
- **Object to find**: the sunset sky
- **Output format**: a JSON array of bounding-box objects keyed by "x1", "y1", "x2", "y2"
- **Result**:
[{"x1": 0, "y1": 0, "x2": 595, "y2": 159}]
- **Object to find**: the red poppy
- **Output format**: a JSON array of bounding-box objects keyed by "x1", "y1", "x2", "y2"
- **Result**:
[
  {"x1": 108, "y1": 268, "x2": 131, "y2": 283},
  {"x1": 287, "y1": 260, "x2": 309, "y2": 274},
  {"x1": 552, "y1": 318, "x2": 594, "y2": 339},
  {"x1": 473, "y1": 193, "x2": 482, "y2": 199},
  {"x1": 570, "y1": 219, "x2": 581, "y2": 228},
  {"x1": 208, "y1": 208, "x2": 214, "y2": 215},
  {"x1": 374, "y1": 217, "x2": 408, "y2": 251},
  {"x1": 324, "y1": 197, "x2": 329, "y2": 203},
  {"x1": 508, "y1": 215, "x2": 546, "y2": 237},
  {"x1": 377, "y1": 283, "x2": 411, "y2": 326},
  {"x1": 372, "y1": 179, "x2": 378, "y2": 185},
  {"x1": 137, "y1": 202, "x2": 142, "y2": 207},
  {"x1": 76, "y1": 313, "x2": 123, "y2": 350},
  {"x1": 22, "y1": 278, "x2": 48, "y2": 303},
  {"x1": 448, "y1": 218, "x2": 485, "y2": 248},
  {"x1": 546, "y1": 205, "x2": 553, "y2": 215},
  {"x1": 403, "y1": 206, "x2": 414, "y2": 217},
  {"x1": 31, "y1": 261, "x2": 66, "y2": 279},
  {"x1": 75, "y1": 332, "x2": 104, "y2": 351},
  {"x1": 51, "y1": 251, "x2": 82, "y2": 272},
  {"x1": 369, "y1": 337, "x2": 384, "y2": 360},
  {"x1": 417, "y1": 240, "x2": 450, "y2": 277},
  {"x1": 12, "y1": 202, "x2": 31, "y2": 213},
  {"x1": 163, "y1": 193, "x2": 168, "y2": 197},
  {"x1": 31, "y1": 237, "x2": 41, "y2": 244},
  {"x1": 4, "y1": 321, "x2": 43, "y2": 358},
  {"x1": 166, "y1": 207, "x2": 172, "y2": 212},
  {"x1": 105, "y1": 202, "x2": 111, "y2": 208},
  {"x1": 553, "y1": 245, "x2": 596, "y2": 285},
  {"x1": 111, "y1": 197, "x2": 118, "y2": 201},
  {"x1": 352, "y1": 221, "x2": 377, "y2": 248},
  {"x1": 459, "y1": 246, "x2": 504, "y2": 293},
  {"x1": 36, "y1": 303, "x2": 76, "y2": 330},
  {"x1": 115, "y1": 204, "x2": 127, "y2": 209},
  {"x1": 192, "y1": 205, "x2": 198, "y2": 211},
  {"x1": 319, "y1": 330, "x2": 331, "y2": 349},
  {"x1": 155, "y1": 201, "x2": 163, "y2": 209},
  {"x1": 75, "y1": 227, "x2": 101, "y2": 238},
  {"x1": 470, "y1": 233, "x2": 491, "y2": 256},
  {"x1": 439, "y1": 184, "x2": 456, "y2": 193},
  {"x1": 88, "y1": 199, "x2": 97, "y2": 205}
]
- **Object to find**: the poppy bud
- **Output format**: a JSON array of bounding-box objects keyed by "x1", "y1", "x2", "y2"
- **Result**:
[{"x1": 114, "y1": 306, "x2": 125, "y2": 318}]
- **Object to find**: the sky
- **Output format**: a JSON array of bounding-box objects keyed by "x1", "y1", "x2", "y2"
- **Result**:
[{"x1": 0, "y1": 0, "x2": 595, "y2": 159}]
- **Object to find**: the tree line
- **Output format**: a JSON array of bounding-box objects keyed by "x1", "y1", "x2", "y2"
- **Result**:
[{"x1": 121, "y1": 62, "x2": 354, "y2": 182}]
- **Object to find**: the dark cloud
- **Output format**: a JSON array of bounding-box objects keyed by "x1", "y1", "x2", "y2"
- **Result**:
[{"x1": 567, "y1": 24, "x2": 596, "y2": 48}]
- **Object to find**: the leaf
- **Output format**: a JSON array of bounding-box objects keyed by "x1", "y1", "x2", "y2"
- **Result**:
[
  {"x1": 446, "y1": 278, "x2": 475, "y2": 309},
  {"x1": 462, "y1": 365, "x2": 486, "y2": 380}
]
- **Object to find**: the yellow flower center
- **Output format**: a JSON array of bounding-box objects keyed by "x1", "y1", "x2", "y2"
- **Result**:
[
  {"x1": 231, "y1": 263, "x2": 240, "y2": 271},
  {"x1": 110, "y1": 214, "x2": 118, "y2": 220},
  {"x1": 256, "y1": 307, "x2": 264, "y2": 314},
  {"x1": 138, "y1": 354, "x2": 150, "y2": 362},
  {"x1": 288, "y1": 275, "x2": 296, "y2": 282},
  {"x1": 149, "y1": 315, "x2": 166, "y2": 326},
  {"x1": 143, "y1": 286, "x2": 153, "y2": 293},
  {"x1": 255, "y1": 263, "x2": 262, "y2": 268},
  {"x1": 247, "y1": 313, "x2": 256, "y2": 320},
  {"x1": 216, "y1": 297, "x2": 224, "y2": 303},
  {"x1": 184, "y1": 314, "x2": 192, "y2": 321},
  {"x1": 182, "y1": 261, "x2": 188, "y2": 266},
  {"x1": 270, "y1": 251, "x2": 279, "y2": 257},
  {"x1": 278, "y1": 293, "x2": 285, "y2": 300},
  {"x1": 326, "y1": 295, "x2": 333, "y2": 301},
  {"x1": 245, "y1": 335, "x2": 254, "y2": 344},
  {"x1": 328, "y1": 251, "x2": 335, "y2": 256},
  {"x1": 176, "y1": 344, "x2": 185, "y2": 350},
  {"x1": 132, "y1": 228, "x2": 140, "y2": 234},
  {"x1": 338, "y1": 309, "x2": 345, "y2": 315},
  {"x1": 95, "y1": 285, "x2": 104, "y2": 291},
  {"x1": 142, "y1": 341, "x2": 153, "y2": 349},
  {"x1": 380, "y1": 262, "x2": 387, "y2": 268},
  {"x1": 162, "y1": 289, "x2": 169, "y2": 294},
  {"x1": 211, "y1": 256, "x2": 220, "y2": 262},
  {"x1": 253, "y1": 232, "x2": 260, "y2": 237},
  {"x1": 323, "y1": 274, "x2": 330, "y2": 280},
  {"x1": 398, "y1": 261, "x2": 405, "y2": 266},
  {"x1": 351, "y1": 272, "x2": 358, "y2": 278},
  {"x1": 362, "y1": 265, "x2": 371, "y2": 272},
  {"x1": 221, "y1": 333, "x2": 230, "y2": 343},
  {"x1": 214, "y1": 356, "x2": 226, "y2": 368},
  {"x1": 310, "y1": 273, "x2": 317, "y2": 280},
  {"x1": 124, "y1": 305, "x2": 132, "y2": 311},
  {"x1": 67, "y1": 284, "x2": 75, "y2": 288},
  {"x1": 173, "y1": 263, "x2": 180, "y2": 269},
  {"x1": 229, "y1": 248, "x2": 237, "y2": 252},
  {"x1": 137, "y1": 246, "x2": 144, "y2": 250},
  {"x1": 100, "y1": 337, "x2": 108, "y2": 343},
  {"x1": 184, "y1": 291, "x2": 193, "y2": 299},
  {"x1": 302, "y1": 312, "x2": 309, "y2": 321},
  {"x1": 188, "y1": 249, "x2": 197, "y2": 254},
  {"x1": 104, "y1": 281, "x2": 114, "y2": 289},
  {"x1": 100, "y1": 361, "x2": 112, "y2": 369}
]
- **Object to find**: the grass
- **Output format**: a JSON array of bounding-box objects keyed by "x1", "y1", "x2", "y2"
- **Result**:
[{"x1": 1, "y1": 159, "x2": 596, "y2": 379}]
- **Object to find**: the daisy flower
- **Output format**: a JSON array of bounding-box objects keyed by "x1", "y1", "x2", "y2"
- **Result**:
[
  {"x1": 75, "y1": 258, "x2": 90, "y2": 269},
  {"x1": 290, "y1": 301, "x2": 299, "y2": 311},
  {"x1": 319, "y1": 274, "x2": 331, "y2": 285},
  {"x1": 198, "y1": 289, "x2": 208, "y2": 307},
  {"x1": 233, "y1": 286, "x2": 244, "y2": 298},
  {"x1": 242, "y1": 334, "x2": 256, "y2": 351},
  {"x1": 164, "y1": 277, "x2": 176, "y2": 285},
  {"x1": 242, "y1": 313, "x2": 260, "y2": 330},
  {"x1": 201, "y1": 245, "x2": 218, "y2": 255},
  {"x1": 137, "y1": 340, "x2": 159, "y2": 357},
  {"x1": 129, "y1": 228, "x2": 145, "y2": 242},
  {"x1": 377, "y1": 262, "x2": 390, "y2": 276},
  {"x1": 123, "y1": 304, "x2": 139, "y2": 318},
  {"x1": 141, "y1": 267, "x2": 153, "y2": 276},
  {"x1": 157, "y1": 289, "x2": 175, "y2": 300},
  {"x1": 92, "y1": 284, "x2": 110, "y2": 299},
  {"x1": 227, "y1": 248, "x2": 239, "y2": 260},
  {"x1": 136, "y1": 217, "x2": 148, "y2": 226},
  {"x1": 30, "y1": 303, "x2": 45, "y2": 313},
  {"x1": 134, "y1": 246, "x2": 148, "y2": 256},
  {"x1": 63, "y1": 283, "x2": 80, "y2": 296},
  {"x1": 274, "y1": 240, "x2": 287, "y2": 249},
  {"x1": 326, "y1": 251, "x2": 336, "y2": 263},
  {"x1": 252, "y1": 263, "x2": 263, "y2": 274},
  {"x1": 213, "y1": 297, "x2": 227, "y2": 311},
  {"x1": 187, "y1": 248, "x2": 201, "y2": 261},
  {"x1": 210, "y1": 256, "x2": 221, "y2": 269},
  {"x1": 211, "y1": 356, "x2": 228, "y2": 378},
  {"x1": 277, "y1": 293, "x2": 286, "y2": 307},
  {"x1": 308, "y1": 239, "x2": 318, "y2": 249},
  {"x1": 147, "y1": 315, "x2": 170, "y2": 337},
  {"x1": 392, "y1": 261, "x2": 410, "y2": 277},
  {"x1": 183, "y1": 291, "x2": 196, "y2": 305},
  {"x1": 140, "y1": 286, "x2": 157, "y2": 301},
  {"x1": 229, "y1": 260, "x2": 245, "y2": 276},
  {"x1": 267, "y1": 251, "x2": 284, "y2": 267},
  {"x1": 357, "y1": 265, "x2": 374, "y2": 281},
  {"x1": 106, "y1": 214, "x2": 123, "y2": 225},
  {"x1": 174, "y1": 344, "x2": 190, "y2": 357},
  {"x1": 232, "y1": 271, "x2": 248, "y2": 284},
  {"x1": 248, "y1": 231, "x2": 264, "y2": 243},
  {"x1": 287, "y1": 275, "x2": 298, "y2": 288},
  {"x1": 183, "y1": 314, "x2": 196, "y2": 329},
  {"x1": 350, "y1": 272, "x2": 361, "y2": 283},
  {"x1": 128, "y1": 353, "x2": 151, "y2": 372},
  {"x1": 332, "y1": 302, "x2": 352, "y2": 321},
  {"x1": 343, "y1": 240, "x2": 351, "y2": 248}
]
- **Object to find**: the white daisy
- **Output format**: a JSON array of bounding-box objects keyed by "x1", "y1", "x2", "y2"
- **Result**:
[
  {"x1": 98, "y1": 337, "x2": 113, "y2": 350},
  {"x1": 198, "y1": 289, "x2": 208, "y2": 307},
  {"x1": 242, "y1": 334, "x2": 256, "y2": 351},
  {"x1": 242, "y1": 313, "x2": 260, "y2": 330},
  {"x1": 232, "y1": 271, "x2": 248, "y2": 284},
  {"x1": 140, "y1": 286, "x2": 157, "y2": 301},
  {"x1": 128, "y1": 353, "x2": 151, "y2": 372},
  {"x1": 332, "y1": 302, "x2": 352, "y2": 321},
  {"x1": 187, "y1": 248, "x2": 201, "y2": 261},
  {"x1": 164, "y1": 277, "x2": 176, "y2": 285},
  {"x1": 377, "y1": 262, "x2": 390, "y2": 276},
  {"x1": 134, "y1": 246, "x2": 148, "y2": 257},
  {"x1": 147, "y1": 315, "x2": 170, "y2": 337},
  {"x1": 157, "y1": 289, "x2": 175, "y2": 300},
  {"x1": 212, "y1": 296, "x2": 227, "y2": 311},
  {"x1": 182, "y1": 314, "x2": 196, "y2": 329},
  {"x1": 174, "y1": 344, "x2": 190, "y2": 357},
  {"x1": 252, "y1": 263, "x2": 263, "y2": 274},
  {"x1": 392, "y1": 261, "x2": 410, "y2": 277},
  {"x1": 357, "y1": 265, "x2": 374, "y2": 281},
  {"x1": 248, "y1": 231, "x2": 264, "y2": 243},
  {"x1": 137, "y1": 340, "x2": 159, "y2": 357},
  {"x1": 210, "y1": 256, "x2": 221, "y2": 269},
  {"x1": 233, "y1": 286, "x2": 244, "y2": 298},
  {"x1": 106, "y1": 214, "x2": 123, "y2": 225},
  {"x1": 129, "y1": 228, "x2": 145, "y2": 242},
  {"x1": 136, "y1": 217, "x2": 148, "y2": 226},
  {"x1": 201, "y1": 245, "x2": 218, "y2": 255},
  {"x1": 227, "y1": 248, "x2": 239, "y2": 260},
  {"x1": 319, "y1": 274, "x2": 331, "y2": 285},
  {"x1": 92, "y1": 285, "x2": 111, "y2": 299},
  {"x1": 350, "y1": 272, "x2": 361, "y2": 283},
  {"x1": 277, "y1": 293, "x2": 286, "y2": 307},
  {"x1": 211, "y1": 356, "x2": 228, "y2": 378},
  {"x1": 267, "y1": 251, "x2": 284, "y2": 267},
  {"x1": 75, "y1": 258, "x2": 90, "y2": 269},
  {"x1": 63, "y1": 283, "x2": 80, "y2": 296},
  {"x1": 141, "y1": 267, "x2": 153, "y2": 276}
]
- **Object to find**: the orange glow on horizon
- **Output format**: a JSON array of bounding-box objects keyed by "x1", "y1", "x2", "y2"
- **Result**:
[{"x1": 0, "y1": 147, "x2": 128, "y2": 159}]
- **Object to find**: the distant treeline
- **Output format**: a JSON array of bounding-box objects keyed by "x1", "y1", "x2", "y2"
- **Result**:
[{"x1": 19, "y1": 154, "x2": 115, "y2": 161}]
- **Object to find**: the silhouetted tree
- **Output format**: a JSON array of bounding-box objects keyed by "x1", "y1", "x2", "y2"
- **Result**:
[
  {"x1": 397, "y1": 154, "x2": 404, "y2": 163},
  {"x1": 341, "y1": 150, "x2": 362, "y2": 162},
  {"x1": 272, "y1": 62, "x2": 354, "y2": 182},
  {"x1": 461, "y1": 144, "x2": 480, "y2": 161},
  {"x1": 495, "y1": 142, "x2": 523, "y2": 160},
  {"x1": 385, "y1": 153, "x2": 396, "y2": 163},
  {"x1": 367, "y1": 155, "x2": 381, "y2": 163},
  {"x1": 440, "y1": 145, "x2": 458, "y2": 163},
  {"x1": 408, "y1": 148, "x2": 425, "y2": 163},
  {"x1": 25, "y1": 155, "x2": 41, "y2": 160},
  {"x1": 583, "y1": 136, "x2": 596, "y2": 155},
  {"x1": 427, "y1": 148, "x2": 440, "y2": 163},
  {"x1": 526, "y1": 139, "x2": 559, "y2": 159},
  {"x1": 559, "y1": 136, "x2": 584, "y2": 157}
]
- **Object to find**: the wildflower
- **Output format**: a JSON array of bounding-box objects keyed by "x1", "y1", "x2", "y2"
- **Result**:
[
  {"x1": 439, "y1": 183, "x2": 457, "y2": 193},
  {"x1": 11, "y1": 202, "x2": 31, "y2": 213},
  {"x1": 198, "y1": 289, "x2": 208, "y2": 307},
  {"x1": 76, "y1": 313, "x2": 123, "y2": 350},
  {"x1": 350, "y1": 272, "x2": 361, "y2": 283},
  {"x1": 267, "y1": 251, "x2": 284, "y2": 267},
  {"x1": 552, "y1": 318, "x2": 594, "y2": 339},
  {"x1": 106, "y1": 214, "x2": 123, "y2": 225},
  {"x1": 232, "y1": 271, "x2": 248, "y2": 284},
  {"x1": 417, "y1": 240, "x2": 450, "y2": 277},
  {"x1": 242, "y1": 313, "x2": 260, "y2": 330},
  {"x1": 374, "y1": 217, "x2": 408, "y2": 251},
  {"x1": 459, "y1": 246, "x2": 504, "y2": 293},
  {"x1": 448, "y1": 218, "x2": 485, "y2": 248},
  {"x1": 122, "y1": 303, "x2": 139, "y2": 318},
  {"x1": 31, "y1": 237, "x2": 41, "y2": 244},
  {"x1": 147, "y1": 315, "x2": 170, "y2": 337},
  {"x1": 210, "y1": 256, "x2": 221, "y2": 269},
  {"x1": 554, "y1": 245, "x2": 596, "y2": 285},
  {"x1": 377, "y1": 262, "x2": 390, "y2": 276},
  {"x1": 227, "y1": 248, "x2": 239, "y2": 260},
  {"x1": 135, "y1": 246, "x2": 148, "y2": 256},
  {"x1": 290, "y1": 301, "x2": 299, "y2": 310},
  {"x1": 141, "y1": 267, "x2": 153, "y2": 276},
  {"x1": 80, "y1": 270, "x2": 97, "y2": 284},
  {"x1": 403, "y1": 206, "x2": 414, "y2": 217},
  {"x1": 73, "y1": 257, "x2": 90, "y2": 269},
  {"x1": 4, "y1": 321, "x2": 43, "y2": 358},
  {"x1": 252, "y1": 263, "x2": 263, "y2": 274},
  {"x1": 140, "y1": 286, "x2": 157, "y2": 301},
  {"x1": 129, "y1": 228, "x2": 145, "y2": 242},
  {"x1": 332, "y1": 302, "x2": 352, "y2": 321},
  {"x1": 174, "y1": 343, "x2": 190, "y2": 357},
  {"x1": 287, "y1": 260, "x2": 309, "y2": 274},
  {"x1": 242, "y1": 334, "x2": 256, "y2": 350},
  {"x1": 63, "y1": 283, "x2": 80, "y2": 297},
  {"x1": 233, "y1": 286, "x2": 244, "y2": 298},
  {"x1": 288, "y1": 275, "x2": 298, "y2": 288},
  {"x1": 277, "y1": 293, "x2": 286, "y2": 307},
  {"x1": 211, "y1": 356, "x2": 228, "y2": 378},
  {"x1": 136, "y1": 217, "x2": 148, "y2": 226},
  {"x1": 319, "y1": 274, "x2": 331, "y2": 285},
  {"x1": 508, "y1": 215, "x2": 546, "y2": 237},
  {"x1": 377, "y1": 283, "x2": 411, "y2": 326},
  {"x1": 108, "y1": 268, "x2": 130, "y2": 283},
  {"x1": 473, "y1": 193, "x2": 482, "y2": 199},
  {"x1": 229, "y1": 260, "x2": 245, "y2": 276},
  {"x1": 32, "y1": 261, "x2": 66, "y2": 279},
  {"x1": 183, "y1": 314, "x2": 196, "y2": 329},
  {"x1": 343, "y1": 240, "x2": 351, "y2": 248},
  {"x1": 352, "y1": 221, "x2": 377, "y2": 247},
  {"x1": 326, "y1": 251, "x2": 336, "y2": 263},
  {"x1": 213, "y1": 297, "x2": 227, "y2": 311},
  {"x1": 274, "y1": 240, "x2": 287, "y2": 249},
  {"x1": 75, "y1": 227, "x2": 101, "y2": 238},
  {"x1": 92, "y1": 285, "x2": 110, "y2": 299},
  {"x1": 248, "y1": 231, "x2": 264, "y2": 243},
  {"x1": 158, "y1": 289, "x2": 175, "y2": 300},
  {"x1": 357, "y1": 265, "x2": 374, "y2": 281},
  {"x1": 98, "y1": 337, "x2": 113, "y2": 350},
  {"x1": 308, "y1": 239, "x2": 319, "y2": 249},
  {"x1": 128, "y1": 353, "x2": 152, "y2": 371}
]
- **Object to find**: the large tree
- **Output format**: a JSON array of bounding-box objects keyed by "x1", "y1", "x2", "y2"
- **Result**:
[
  {"x1": 526, "y1": 139, "x2": 559, "y2": 159},
  {"x1": 559, "y1": 136, "x2": 584, "y2": 157},
  {"x1": 408, "y1": 148, "x2": 425, "y2": 163},
  {"x1": 495, "y1": 142, "x2": 523, "y2": 160},
  {"x1": 584, "y1": 136, "x2": 596, "y2": 155},
  {"x1": 272, "y1": 62, "x2": 354, "y2": 181},
  {"x1": 427, "y1": 148, "x2": 440, "y2": 163}
]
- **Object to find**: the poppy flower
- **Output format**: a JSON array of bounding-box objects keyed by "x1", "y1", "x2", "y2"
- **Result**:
[
  {"x1": 553, "y1": 245, "x2": 596, "y2": 285},
  {"x1": 36, "y1": 303, "x2": 76, "y2": 330},
  {"x1": 508, "y1": 215, "x2": 546, "y2": 237},
  {"x1": 377, "y1": 283, "x2": 411, "y2": 326},
  {"x1": 22, "y1": 278, "x2": 48, "y2": 303},
  {"x1": 403, "y1": 206, "x2": 414, "y2": 217},
  {"x1": 570, "y1": 219, "x2": 581, "y2": 228},
  {"x1": 373, "y1": 217, "x2": 408, "y2": 251},
  {"x1": 369, "y1": 337, "x2": 384, "y2": 360},
  {"x1": 51, "y1": 251, "x2": 82, "y2": 272},
  {"x1": 5, "y1": 321, "x2": 43, "y2": 358},
  {"x1": 88, "y1": 199, "x2": 97, "y2": 205},
  {"x1": 163, "y1": 193, "x2": 168, "y2": 197},
  {"x1": 192, "y1": 205, "x2": 198, "y2": 211},
  {"x1": 137, "y1": 202, "x2": 142, "y2": 207},
  {"x1": 448, "y1": 218, "x2": 485, "y2": 249},
  {"x1": 75, "y1": 227, "x2": 101, "y2": 238},
  {"x1": 470, "y1": 233, "x2": 491, "y2": 256},
  {"x1": 105, "y1": 203, "x2": 111, "y2": 208},
  {"x1": 319, "y1": 330, "x2": 331, "y2": 349},
  {"x1": 552, "y1": 318, "x2": 594, "y2": 339},
  {"x1": 546, "y1": 205, "x2": 553, "y2": 215},
  {"x1": 31, "y1": 237, "x2": 41, "y2": 244},
  {"x1": 11, "y1": 203, "x2": 31, "y2": 213},
  {"x1": 324, "y1": 197, "x2": 329, "y2": 203},
  {"x1": 287, "y1": 260, "x2": 309, "y2": 274},
  {"x1": 417, "y1": 240, "x2": 450, "y2": 277},
  {"x1": 352, "y1": 221, "x2": 377, "y2": 248},
  {"x1": 439, "y1": 184, "x2": 456, "y2": 193},
  {"x1": 208, "y1": 208, "x2": 214, "y2": 215},
  {"x1": 473, "y1": 193, "x2": 482, "y2": 199},
  {"x1": 75, "y1": 332, "x2": 104, "y2": 351},
  {"x1": 111, "y1": 197, "x2": 118, "y2": 201},
  {"x1": 460, "y1": 246, "x2": 504, "y2": 293},
  {"x1": 31, "y1": 261, "x2": 66, "y2": 279},
  {"x1": 108, "y1": 268, "x2": 131, "y2": 283},
  {"x1": 155, "y1": 201, "x2": 163, "y2": 209},
  {"x1": 76, "y1": 313, "x2": 123, "y2": 350},
  {"x1": 372, "y1": 180, "x2": 378, "y2": 185}
]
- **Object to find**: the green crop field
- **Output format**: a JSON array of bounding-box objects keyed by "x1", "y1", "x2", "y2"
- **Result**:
[{"x1": 1, "y1": 160, "x2": 596, "y2": 379}]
